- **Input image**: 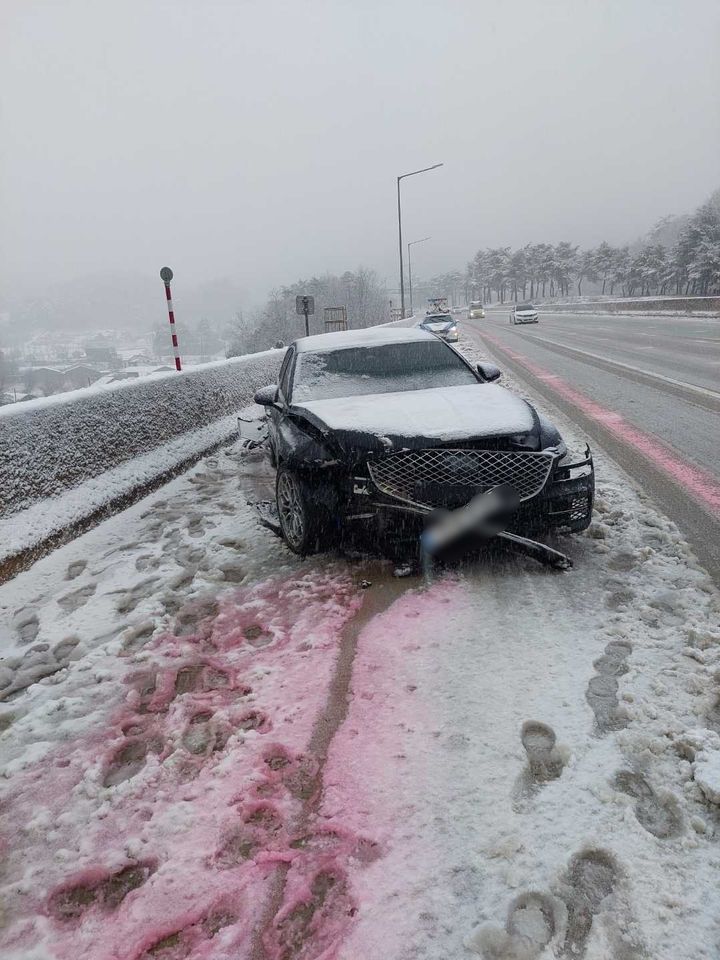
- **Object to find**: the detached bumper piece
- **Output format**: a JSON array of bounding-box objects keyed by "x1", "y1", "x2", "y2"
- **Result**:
[
  {"x1": 420, "y1": 485, "x2": 573, "y2": 571},
  {"x1": 545, "y1": 445, "x2": 594, "y2": 532},
  {"x1": 497, "y1": 531, "x2": 572, "y2": 570},
  {"x1": 256, "y1": 501, "x2": 282, "y2": 537}
]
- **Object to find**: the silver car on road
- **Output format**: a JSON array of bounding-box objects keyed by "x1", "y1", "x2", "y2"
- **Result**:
[{"x1": 510, "y1": 302, "x2": 539, "y2": 324}]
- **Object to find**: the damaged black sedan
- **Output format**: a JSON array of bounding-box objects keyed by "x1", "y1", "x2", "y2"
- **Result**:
[{"x1": 249, "y1": 328, "x2": 594, "y2": 562}]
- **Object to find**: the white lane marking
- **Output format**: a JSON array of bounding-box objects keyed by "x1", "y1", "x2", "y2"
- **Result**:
[
  {"x1": 514, "y1": 333, "x2": 720, "y2": 401},
  {"x1": 539, "y1": 311, "x2": 720, "y2": 324}
]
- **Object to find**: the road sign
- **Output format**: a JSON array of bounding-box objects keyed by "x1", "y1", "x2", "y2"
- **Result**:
[
  {"x1": 296, "y1": 295, "x2": 314, "y2": 316},
  {"x1": 296, "y1": 295, "x2": 314, "y2": 337},
  {"x1": 160, "y1": 266, "x2": 174, "y2": 283},
  {"x1": 324, "y1": 306, "x2": 347, "y2": 332}
]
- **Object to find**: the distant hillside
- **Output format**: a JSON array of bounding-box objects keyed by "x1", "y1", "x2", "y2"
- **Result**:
[{"x1": 0, "y1": 273, "x2": 249, "y2": 345}]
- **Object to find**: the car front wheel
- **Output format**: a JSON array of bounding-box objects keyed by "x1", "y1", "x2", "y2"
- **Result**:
[{"x1": 276, "y1": 467, "x2": 334, "y2": 555}]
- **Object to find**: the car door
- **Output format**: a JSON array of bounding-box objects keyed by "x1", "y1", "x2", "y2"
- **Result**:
[{"x1": 267, "y1": 346, "x2": 295, "y2": 457}]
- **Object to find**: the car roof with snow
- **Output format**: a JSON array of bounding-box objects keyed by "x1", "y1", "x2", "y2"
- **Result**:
[{"x1": 293, "y1": 326, "x2": 437, "y2": 353}]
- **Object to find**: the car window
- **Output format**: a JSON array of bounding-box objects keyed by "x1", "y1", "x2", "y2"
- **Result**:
[
  {"x1": 277, "y1": 347, "x2": 295, "y2": 401},
  {"x1": 291, "y1": 340, "x2": 477, "y2": 402},
  {"x1": 422, "y1": 315, "x2": 454, "y2": 326}
]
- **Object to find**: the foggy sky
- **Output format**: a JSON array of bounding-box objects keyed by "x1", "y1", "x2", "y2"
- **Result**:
[{"x1": 2, "y1": 0, "x2": 719, "y2": 310}]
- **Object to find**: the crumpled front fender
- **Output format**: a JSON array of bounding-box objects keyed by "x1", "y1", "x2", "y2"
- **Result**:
[{"x1": 275, "y1": 413, "x2": 338, "y2": 469}]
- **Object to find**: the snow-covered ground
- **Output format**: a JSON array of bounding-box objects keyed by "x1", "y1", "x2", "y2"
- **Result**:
[{"x1": 1, "y1": 339, "x2": 719, "y2": 959}]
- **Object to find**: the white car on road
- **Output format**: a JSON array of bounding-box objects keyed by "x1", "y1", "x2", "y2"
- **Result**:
[{"x1": 510, "y1": 302, "x2": 539, "y2": 324}]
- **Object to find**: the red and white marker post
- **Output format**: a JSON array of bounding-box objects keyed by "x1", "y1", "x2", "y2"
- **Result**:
[{"x1": 160, "y1": 266, "x2": 182, "y2": 371}]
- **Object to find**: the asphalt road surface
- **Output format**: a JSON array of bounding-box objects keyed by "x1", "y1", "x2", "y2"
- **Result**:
[{"x1": 464, "y1": 308, "x2": 720, "y2": 581}]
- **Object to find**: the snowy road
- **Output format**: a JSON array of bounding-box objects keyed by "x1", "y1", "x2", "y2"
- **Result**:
[
  {"x1": 464, "y1": 312, "x2": 720, "y2": 582},
  {"x1": 2, "y1": 344, "x2": 720, "y2": 960},
  {"x1": 497, "y1": 311, "x2": 720, "y2": 394}
]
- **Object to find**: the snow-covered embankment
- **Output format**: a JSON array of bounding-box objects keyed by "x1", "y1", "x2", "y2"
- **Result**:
[{"x1": 0, "y1": 351, "x2": 282, "y2": 571}]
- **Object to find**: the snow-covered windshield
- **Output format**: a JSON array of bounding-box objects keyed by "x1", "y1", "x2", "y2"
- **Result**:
[
  {"x1": 517, "y1": 303, "x2": 536, "y2": 311},
  {"x1": 292, "y1": 340, "x2": 477, "y2": 402}
]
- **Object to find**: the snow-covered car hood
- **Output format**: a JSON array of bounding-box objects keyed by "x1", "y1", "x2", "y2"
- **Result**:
[{"x1": 294, "y1": 383, "x2": 534, "y2": 443}]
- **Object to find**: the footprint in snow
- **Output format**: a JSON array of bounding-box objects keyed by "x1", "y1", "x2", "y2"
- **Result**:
[
  {"x1": 65, "y1": 559, "x2": 87, "y2": 581},
  {"x1": 613, "y1": 769, "x2": 683, "y2": 839},
  {"x1": 181, "y1": 711, "x2": 231, "y2": 757},
  {"x1": 521, "y1": 722, "x2": 565, "y2": 784},
  {"x1": 114, "y1": 578, "x2": 161, "y2": 615},
  {"x1": 220, "y1": 562, "x2": 245, "y2": 584},
  {"x1": 173, "y1": 662, "x2": 231, "y2": 696},
  {"x1": 471, "y1": 848, "x2": 642, "y2": 960},
  {"x1": 604, "y1": 586, "x2": 636, "y2": 611},
  {"x1": 172, "y1": 596, "x2": 219, "y2": 638},
  {"x1": 186, "y1": 514, "x2": 210, "y2": 538},
  {"x1": 13, "y1": 608, "x2": 40, "y2": 645},
  {"x1": 586, "y1": 640, "x2": 632, "y2": 734},
  {"x1": 137, "y1": 903, "x2": 239, "y2": 959},
  {"x1": 174, "y1": 545, "x2": 207, "y2": 566},
  {"x1": 57, "y1": 582, "x2": 97, "y2": 613},
  {"x1": 49, "y1": 861, "x2": 156, "y2": 921},
  {"x1": 469, "y1": 891, "x2": 563, "y2": 959},
  {"x1": 514, "y1": 722, "x2": 566, "y2": 804},
  {"x1": 559, "y1": 849, "x2": 619, "y2": 958},
  {"x1": 120, "y1": 621, "x2": 156, "y2": 655},
  {"x1": 213, "y1": 802, "x2": 285, "y2": 867},
  {"x1": 103, "y1": 739, "x2": 151, "y2": 787}
]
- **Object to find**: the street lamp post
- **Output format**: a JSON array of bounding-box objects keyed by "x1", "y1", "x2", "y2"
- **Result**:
[
  {"x1": 397, "y1": 163, "x2": 443, "y2": 318},
  {"x1": 407, "y1": 236, "x2": 431, "y2": 317}
]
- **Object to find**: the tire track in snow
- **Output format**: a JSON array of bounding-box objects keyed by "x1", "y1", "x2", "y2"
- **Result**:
[{"x1": 254, "y1": 565, "x2": 414, "y2": 960}]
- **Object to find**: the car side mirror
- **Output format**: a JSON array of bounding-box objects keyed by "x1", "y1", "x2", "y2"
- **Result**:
[
  {"x1": 254, "y1": 384, "x2": 279, "y2": 406},
  {"x1": 476, "y1": 362, "x2": 501, "y2": 382}
]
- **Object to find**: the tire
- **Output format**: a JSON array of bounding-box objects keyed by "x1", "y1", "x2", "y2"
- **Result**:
[{"x1": 275, "y1": 467, "x2": 334, "y2": 555}]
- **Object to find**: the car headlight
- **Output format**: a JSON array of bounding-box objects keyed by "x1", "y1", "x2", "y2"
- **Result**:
[{"x1": 508, "y1": 432, "x2": 537, "y2": 450}]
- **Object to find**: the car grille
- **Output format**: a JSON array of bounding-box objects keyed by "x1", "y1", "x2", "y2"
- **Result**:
[{"x1": 367, "y1": 448, "x2": 555, "y2": 508}]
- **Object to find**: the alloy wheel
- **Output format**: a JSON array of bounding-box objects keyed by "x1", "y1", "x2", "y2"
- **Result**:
[{"x1": 277, "y1": 472, "x2": 305, "y2": 549}]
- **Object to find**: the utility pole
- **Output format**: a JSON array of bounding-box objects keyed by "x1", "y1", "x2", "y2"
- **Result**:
[
  {"x1": 407, "y1": 236, "x2": 431, "y2": 317},
  {"x1": 396, "y1": 163, "x2": 443, "y2": 317}
]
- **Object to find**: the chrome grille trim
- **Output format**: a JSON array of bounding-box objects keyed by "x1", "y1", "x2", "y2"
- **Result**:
[{"x1": 367, "y1": 448, "x2": 555, "y2": 508}]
